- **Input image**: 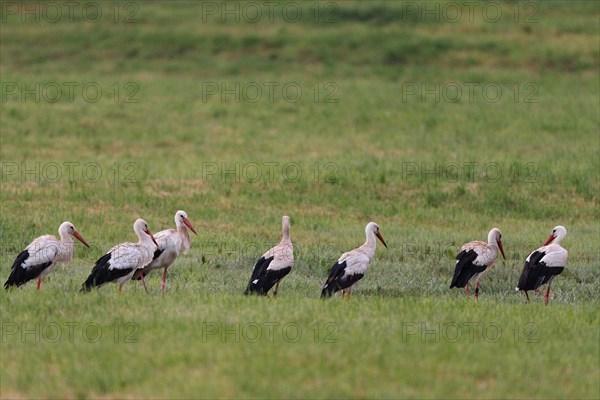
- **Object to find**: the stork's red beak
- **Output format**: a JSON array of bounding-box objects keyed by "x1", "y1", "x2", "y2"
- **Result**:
[
  {"x1": 376, "y1": 232, "x2": 388, "y2": 249},
  {"x1": 145, "y1": 229, "x2": 158, "y2": 247},
  {"x1": 183, "y1": 218, "x2": 197, "y2": 235},
  {"x1": 497, "y1": 240, "x2": 506, "y2": 259},
  {"x1": 543, "y1": 234, "x2": 555, "y2": 246},
  {"x1": 72, "y1": 231, "x2": 90, "y2": 248}
]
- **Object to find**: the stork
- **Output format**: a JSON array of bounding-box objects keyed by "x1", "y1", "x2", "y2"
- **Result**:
[
  {"x1": 244, "y1": 216, "x2": 293, "y2": 296},
  {"x1": 81, "y1": 219, "x2": 157, "y2": 294},
  {"x1": 4, "y1": 221, "x2": 89, "y2": 290},
  {"x1": 450, "y1": 228, "x2": 506, "y2": 298},
  {"x1": 321, "y1": 222, "x2": 387, "y2": 299},
  {"x1": 516, "y1": 226, "x2": 568, "y2": 305},
  {"x1": 132, "y1": 210, "x2": 197, "y2": 292}
]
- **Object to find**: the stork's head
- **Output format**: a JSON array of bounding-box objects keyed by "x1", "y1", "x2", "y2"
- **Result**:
[
  {"x1": 488, "y1": 227, "x2": 505, "y2": 259},
  {"x1": 175, "y1": 210, "x2": 197, "y2": 235},
  {"x1": 367, "y1": 222, "x2": 387, "y2": 249},
  {"x1": 59, "y1": 221, "x2": 90, "y2": 247},
  {"x1": 544, "y1": 225, "x2": 567, "y2": 246},
  {"x1": 134, "y1": 218, "x2": 158, "y2": 247}
]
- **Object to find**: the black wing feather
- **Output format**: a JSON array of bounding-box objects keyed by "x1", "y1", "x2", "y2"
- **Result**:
[
  {"x1": 321, "y1": 261, "x2": 364, "y2": 298},
  {"x1": 244, "y1": 256, "x2": 285, "y2": 295},
  {"x1": 516, "y1": 251, "x2": 565, "y2": 291},
  {"x1": 81, "y1": 253, "x2": 134, "y2": 291},
  {"x1": 247, "y1": 266, "x2": 292, "y2": 295},
  {"x1": 449, "y1": 250, "x2": 486, "y2": 289},
  {"x1": 4, "y1": 250, "x2": 52, "y2": 289}
]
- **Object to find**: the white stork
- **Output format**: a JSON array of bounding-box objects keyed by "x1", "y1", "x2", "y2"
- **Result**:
[
  {"x1": 450, "y1": 227, "x2": 506, "y2": 298},
  {"x1": 4, "y1": 221, "x2": 89, "y2": 290},
  {"x1": 81, "y1": 218, "x2": 157, "y2": 294},
  {"x1": 516, "y1": 225, "x2": 567, "y2": 305},
  {"x1": 321, "y1": 222, "x2": 387, "y2": 299},
  {"x1": 132, "y1": 210, "x2": 197, "y2": 292},
  {"x1": 244, "y1": 216, "x2": 293, "y2": 296}
]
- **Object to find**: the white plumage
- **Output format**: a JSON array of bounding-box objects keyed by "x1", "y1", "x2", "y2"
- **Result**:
[
  {"x1": 244, "y1": 216, "x2": 294, "y2": 296},
  {"x1": 516, "y1": 226, "x2": 568, "y2": 304},
  {"x1": 321, "y1": 222, "x2": 387, "y2": 299},
  {"x1": 460, "y1": 240, "x2": 498, "y2": 267},
  {"x1": 525, "y1": 244, "x2": 568, "y2": 267},
  {"x1": 5, "y1": 222, "x2": 89, "y2": 290},
  {"x1": 81, "y1": 218, "x2": 157, "y2": 293},
  {"x1": 450, "y1": 228, "x2": 505, "y2": 298},
  {"x1": 133, "y1": 210, "x2": 197, "y2": 292}
]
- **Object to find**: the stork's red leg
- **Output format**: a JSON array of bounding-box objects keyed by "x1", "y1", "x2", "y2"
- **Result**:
[
  {"x1": 341, "y1": 290, "x2": 345, "y2": 299},
  {"x1": 161, "y1": 267, "x2": 168, "y2": 292},
  {"x1": 118, "y1": 284, "x2": 123, "y2": 295},
  {"x1": 465, "y1": 283, "x2": 470, "y2": 297},
  {"x1": 544, "y1": 282, "x2": 552, "y2": 306},
  {"x1": 347, "y1": 287, "x2": 352, "y2": 300},
  {"x1": 273, "y1": 281, "x2": 280, "y2": 297},
  {"x1": 475, "y1": 281, "x2": 480, "y2": 300},
  {"x1": 37, "y1": 278, "x2": 41, "y2": 291},
  {"x1": 140, "y1": 273, "x2": 148, "y2": 294},
  {"x1": 524, "y1": 291, "x2": 530, "y2": 302}
]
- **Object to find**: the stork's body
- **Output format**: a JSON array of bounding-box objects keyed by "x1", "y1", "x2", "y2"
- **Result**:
[
  {"x1": 321, "y1": 222, "x2": 387, "y2": 299},
  {"x1": 450, "y1": 228, "x2": 505, "y2": 298},
  {"x1": 245, "y1": 216, "x2": 293, "y2": 296},
  {"x1": 5, "y1": 222, "x2": 89, "y2": 290},
  {"x1": 133, "y1": 210, "x2": 197, "y2": 292},
  {"x1": 81, "y1": 219, "x2": 157, "y2": 293},
  {"x1": 516, "y1": 226, "x2": 567, "y2": 305}
]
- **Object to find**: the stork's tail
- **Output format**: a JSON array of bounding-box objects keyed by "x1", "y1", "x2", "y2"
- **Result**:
[
  {"x1": 80, "y1": 276, "x2": 96, "y2": 292},
  {"x1": 320, "y1": 284, "x2": 334, "y2": 298},
  {"x1": 80, "y1": 283, "x2": 92, "y2": 293},
  {"x1": 244, "y1": 285, "x2": 267, "y2": 296}
]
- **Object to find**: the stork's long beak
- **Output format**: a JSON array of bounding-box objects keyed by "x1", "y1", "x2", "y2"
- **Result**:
[
  {"x1": 72, "y1": 231, "x2": 90, "y2": 248},
  {"x1": 183, "y1": 218, "x2": 198, "y2": 235},
  {"x1": 145, "y1": 229, "x2": 158, "y2": 247},
  {"x1": 497, "y1": 240, "x2": 506, "y2": 259},
  {"x1": 376, "y1": 232, "x2": 388, "y2": 249},
  {"x1": 543, "y1": 234, "x2": 555, "y2": 246}
]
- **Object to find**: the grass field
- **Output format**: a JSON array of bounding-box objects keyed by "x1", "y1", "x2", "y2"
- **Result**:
[{"x1": 1, "y1": 1, "x2": 599, "y2": 398}]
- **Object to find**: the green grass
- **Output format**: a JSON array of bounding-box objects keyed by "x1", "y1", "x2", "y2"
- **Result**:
[{"x1": 1, "y1": 1, "x2": 599, "y2": 398}]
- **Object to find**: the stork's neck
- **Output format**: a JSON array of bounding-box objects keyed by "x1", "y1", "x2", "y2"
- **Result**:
[
  {"x1": 280, "y1": 223, "x2": 290, "y2": 244},
  {"x1": 178, "y1": 225, "x2": 191, "y2": 252},
  {"x1": 136, "y1": 231, "x2": 153, "y2": 247},
  {"x1": 552, "y1": 230, "x2": 566, "y2": 246},
  {"x1": 175, "y1": 218, "x2": 184, "y2": 230},
  {"x1": 360, "y1": 229, "x2": 377, "y2": 258},
  {"x1": 56, "y1": 232, "x2": 74, "y2": 263},
  {"x1": 59, "y1": 231, "x2": 74, "y2": 244},
  {"x1": 487, "y1": 231, "x2": 499, "y2": 247}
]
